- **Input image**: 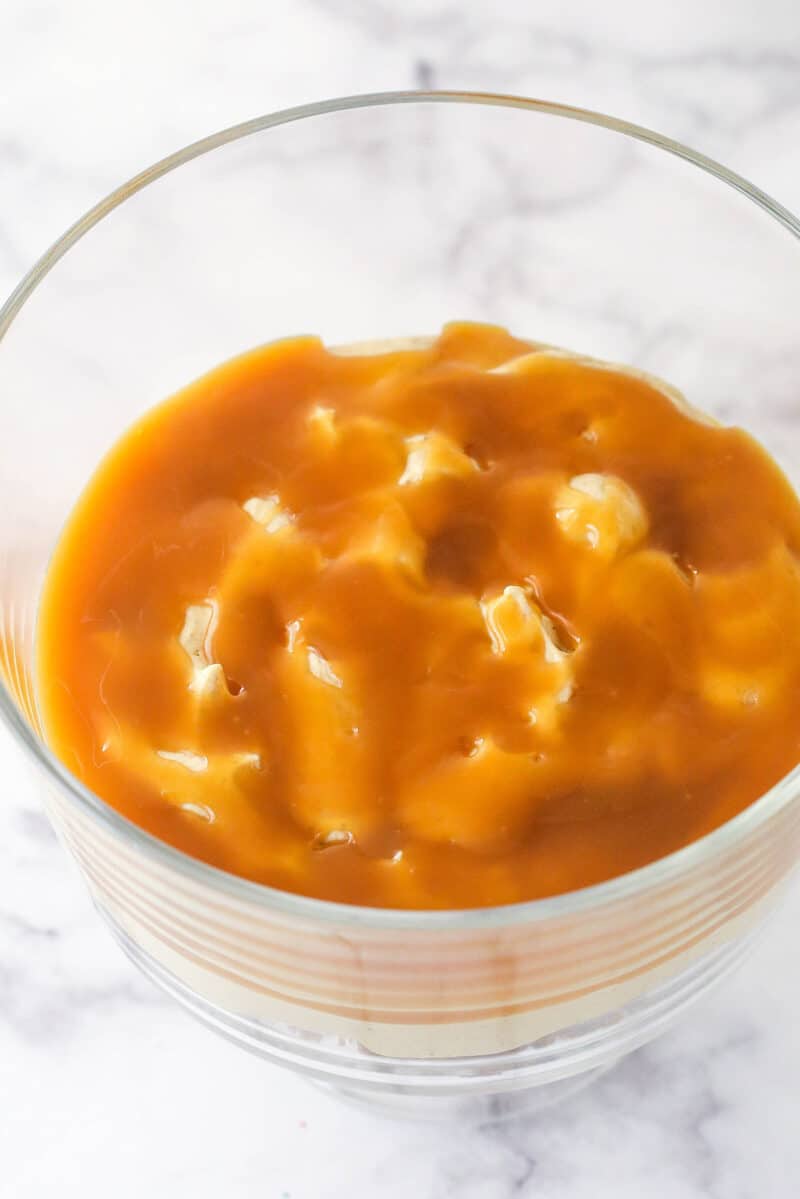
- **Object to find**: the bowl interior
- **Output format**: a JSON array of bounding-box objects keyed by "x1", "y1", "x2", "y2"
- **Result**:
[{"x1": 2, "y1": 91, "x2": 800, "y2": 925}]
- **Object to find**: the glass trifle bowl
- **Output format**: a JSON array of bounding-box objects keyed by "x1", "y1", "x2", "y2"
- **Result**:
[{"x1": 2, "y1": 92, "x2": 800, "y2": 1120}]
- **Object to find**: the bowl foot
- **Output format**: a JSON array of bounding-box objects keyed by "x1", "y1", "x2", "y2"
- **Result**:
[{"x1": 310, "y1": 1062, "x2": 616, "y2": 1123}]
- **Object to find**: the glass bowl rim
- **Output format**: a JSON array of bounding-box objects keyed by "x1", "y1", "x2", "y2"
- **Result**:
[{"x1": 2, "y1": 88, "x2": 800, "y2": 931}]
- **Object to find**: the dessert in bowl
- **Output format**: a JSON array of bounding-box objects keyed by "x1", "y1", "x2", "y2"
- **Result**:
[{"x1": 3, "y1": 93, "x2": 800, "y2": 1117}]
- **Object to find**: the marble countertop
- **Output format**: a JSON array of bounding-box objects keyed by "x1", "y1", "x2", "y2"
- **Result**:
[{"x1": 2, "y1": 1, "x2": 800, "y2": 1195}]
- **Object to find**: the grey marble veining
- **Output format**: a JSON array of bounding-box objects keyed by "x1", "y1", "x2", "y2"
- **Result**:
[{"x1": 2, "y1": 1, "x2": 800, "y2": 1196}]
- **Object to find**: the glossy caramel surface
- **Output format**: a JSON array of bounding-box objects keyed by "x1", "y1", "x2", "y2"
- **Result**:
[{"x1": 37, "y1": 324, "x2": 800, "y2": 907}]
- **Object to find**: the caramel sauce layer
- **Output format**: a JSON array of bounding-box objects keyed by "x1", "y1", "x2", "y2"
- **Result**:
[{"x1": 37, "y1": 323, "x2": 800, "y2": 908}]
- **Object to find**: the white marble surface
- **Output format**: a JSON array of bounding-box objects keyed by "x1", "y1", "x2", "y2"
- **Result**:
[{"x1": 3, "y1": 1, "x2": 800, "y2": 1195}]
